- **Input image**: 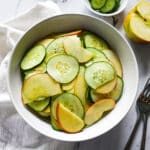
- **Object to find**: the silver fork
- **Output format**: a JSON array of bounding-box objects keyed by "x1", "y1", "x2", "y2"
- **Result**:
[{"x1": 124, "y1": 78, "x2": 150, "y2": 150}]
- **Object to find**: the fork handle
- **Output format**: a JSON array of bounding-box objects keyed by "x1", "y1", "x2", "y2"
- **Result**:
[
  {"x1": 140, "y1": 114, "x2": 148, "y2": 150},
  {"x1": 124, "y1": 115, "x2": 142, "y2": 150}
]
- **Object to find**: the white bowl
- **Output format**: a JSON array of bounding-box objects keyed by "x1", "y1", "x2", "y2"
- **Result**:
[
  {"x1": 83, "y1": 0, "x2": 129, "y2": 17},
  {"x1": 7, "y1": 14, "x2": 139, "y2": 142}
]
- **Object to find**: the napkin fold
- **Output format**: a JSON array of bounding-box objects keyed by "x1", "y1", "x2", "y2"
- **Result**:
[
  {"x1": 0, "y1": 0, "x2": 61, "y2": 103},
  {"x1": 0, "y1": 1, "x2": 76, "y2": 149}
]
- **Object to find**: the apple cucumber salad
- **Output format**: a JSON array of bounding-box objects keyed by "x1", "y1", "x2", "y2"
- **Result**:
[
  {"x1": 21, "y1": 30, "x2": 124, "y2": 133},
  {"x1": 89, "y1": 0, "x2": 121, "y2": 13}
]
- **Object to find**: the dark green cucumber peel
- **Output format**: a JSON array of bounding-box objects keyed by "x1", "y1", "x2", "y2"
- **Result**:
[
  {"x1": 51, "y1": 116, "x2": 62, "y2": 131},
  {"x1": 91, "y1": 0, "x2": 106, "y2": 10},
  {"x1": 85, "y1": 47, "x2": 109, "y2": 66},
  {"x1": 99, "y1": 0, "x2": 116, "y2": 13},
  {"x1": 82, "y1": 31, "x2": 109, "y2": 51},
  {"x1": 28, "y1": 98, "x2": 50, "y2": 112},
  {"x1": 89, "y1": 0, "x2": 121, "y2": 14},
  {"x1": 21, "y1": 45, "x2": 46, "y2": 70}
]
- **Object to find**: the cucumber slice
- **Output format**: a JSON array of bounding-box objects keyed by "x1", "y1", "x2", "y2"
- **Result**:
[
  {"x1": 100, "y1": 0, "x2": 116, "y2": 13},
  {"x1": 115, "y1": 0, "x2": 121, "y2": 9},
  {"x1": 86, "y1": 48, "x2": 107, "y2": 58},
  {"x1": 91, "y1": 0, "x2": 106, "y2": 10},
  {"x1": 44, "y1": 53, "x2": 60, "y2": 63},
  {"x1": 22, "y1": 73, "x2": 62, "y2": 104},
  {"x1": 108, "y1": 76, "x2": 123, "y2": 101},
  {"x1": 102, "y1": 49, "x2": 122, "y2": 77},
  {"x1": 51, "y1": 116, "x2": 61, "y2": 131},
  {"x1": 116, "y1": 0, "x2": 121, "y2": 4},
  {"x1": 28, "y1": 98, "x2": 50, "y2": 112},
  {"x1": 85, "y1": 47, "x2": 109, "y2": 66},
  {"x1": 36, "y1": 102, "x2": 51, "y2": 117},
  {"x1": 51, "y1": 93, "x2": 84, "y2": 120},
  {"x1": 83, "y1": 32, "x2": 109, "y2": 51},
  {"x1": 47, "y1": 54, "x2": 79, "y2": 83},
  {"x1": 85, "y1": 61, "x2": 116, "y2": 89},
  {"x1": 46, "y1": 37, "x2": 65, "y2": 55},
  {"x1": 21, "y1": 45, "x2": 46, "y2": 70},
  {"x1": 90, "y1": 76, "x2": 124, "y2": 102}
]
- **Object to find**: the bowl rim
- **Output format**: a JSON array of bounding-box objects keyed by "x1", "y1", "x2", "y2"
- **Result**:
[
  {"x1": 7, "y1": 13, "x2": 139, "y2": 142},
  {"x1": 83, "y1": 0, "x2": 129, "y2": 17}
]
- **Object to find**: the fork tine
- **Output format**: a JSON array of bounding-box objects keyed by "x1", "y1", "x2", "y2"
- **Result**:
[
  {"x1": 138, "y1": 79, "x2": 150, "y2": 103},
  {"x1": 140, "y1": 78, "x2": 150, "y2": 94},
  {"x1": 144, "y1": 78, "x2": 150, "y2": 88},
  {"x1": 143, "y1": 86, "x2": 150, "y2": 100},
  {"x1": 147, "y1": 87, "x2": 150, "y2": 99},
  {"x1": 143, "y1": 87, "x2": 150, "y2": 96}
]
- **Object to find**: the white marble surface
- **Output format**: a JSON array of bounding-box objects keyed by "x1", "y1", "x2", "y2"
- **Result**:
[{"x1": 0, "y1": 0, "x2": 150, "y2": 150}]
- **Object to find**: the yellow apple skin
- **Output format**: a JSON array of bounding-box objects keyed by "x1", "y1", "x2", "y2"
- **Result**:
[
  {"x1": 124, "y1": 9, "x2": 144, "y2": 42},
  {"x1": 129, "y1": 15, "x2": 150, "y2": 42},
  {"x1": 137, "y1": 1, "x2": 150, "y2": 22},
  {"x1": 56, "y1": 103, "x2": 84, "y2": 133},
  {"x1": 123, "y1": 2, "x2": 150, "y2": 43}
]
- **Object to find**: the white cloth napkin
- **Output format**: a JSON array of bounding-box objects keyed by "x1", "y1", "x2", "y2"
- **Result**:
[{"x1": 0, "y1": 1, "x2": 76, "y2": 149}]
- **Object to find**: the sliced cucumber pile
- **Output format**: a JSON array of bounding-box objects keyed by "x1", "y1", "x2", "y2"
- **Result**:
[
  {"x1": 89, "y1": 0, "x2": 121, "y2": 13},
  {"x1": 20, "y1": 29, "x2": 124, "y2": 133}
]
